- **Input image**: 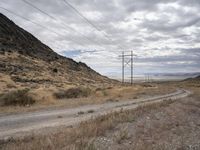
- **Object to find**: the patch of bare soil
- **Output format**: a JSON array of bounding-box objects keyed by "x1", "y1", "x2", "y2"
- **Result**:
[{"x1": 94, "y1": 93, "x2": 200, "y2": 150}]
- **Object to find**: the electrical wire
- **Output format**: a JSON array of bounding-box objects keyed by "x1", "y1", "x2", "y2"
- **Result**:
[
  {"x1": 62, "y1": 0, "x2": 124, "y2": 50},
  {"x1": 21, "y1": 0, "x2": 105, "y2": 49},
  {"x1": 0, "y1": 6, "x2": 86, "y2": 47}
]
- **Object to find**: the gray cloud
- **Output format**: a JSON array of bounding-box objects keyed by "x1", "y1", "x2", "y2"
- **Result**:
[
  {"x1": 121, "y1": 0, "x2": 174, "y2": 12},
  {"x1": 0, "y1": 0, "x2": 200, "y2": 78}
]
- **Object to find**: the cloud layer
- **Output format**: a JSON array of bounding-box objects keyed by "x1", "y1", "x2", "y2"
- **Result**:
[{"x1": 1, "y1": 0, "x2": 200, "y2": 78}]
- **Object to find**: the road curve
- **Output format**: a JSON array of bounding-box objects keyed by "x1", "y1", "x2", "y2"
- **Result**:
[{"x1": 0, "y1": 89, "x2": 191, "y2": 139}]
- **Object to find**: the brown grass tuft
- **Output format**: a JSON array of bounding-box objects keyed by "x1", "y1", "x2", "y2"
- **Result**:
[
  {"x1": 0, "y1": 89, "x2": 35, "y2": 106},
  {"x1": 54, "y1": 87, "x2": 91, "y2": 99}
]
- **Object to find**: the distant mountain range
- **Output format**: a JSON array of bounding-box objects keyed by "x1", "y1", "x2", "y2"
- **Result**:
[{"x1": 146, "y1": 72, "x2": 200, "y2": 78}]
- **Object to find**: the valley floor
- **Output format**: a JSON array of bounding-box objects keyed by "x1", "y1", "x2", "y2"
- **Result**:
[{"x1": 0, "y1": 81, "x2": 199, "y2": 150}]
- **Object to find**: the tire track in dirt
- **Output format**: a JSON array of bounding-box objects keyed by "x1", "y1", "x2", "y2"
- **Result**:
[{"x1": 0, "y1": 89, "x2": 191, "y2": 139}]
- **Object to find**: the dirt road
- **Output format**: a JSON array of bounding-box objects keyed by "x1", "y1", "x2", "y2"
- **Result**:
[{"x1": 0, "y1": 89, "x2": 191, "y2": 139}]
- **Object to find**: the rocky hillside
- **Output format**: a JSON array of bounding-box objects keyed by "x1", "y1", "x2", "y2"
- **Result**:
[{"x1": 0, "y1": 13, "x2": 115, "y2": 92}]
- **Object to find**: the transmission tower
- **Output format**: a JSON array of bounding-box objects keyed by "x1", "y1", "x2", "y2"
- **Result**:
[{"x1": 119, "y1": 51, "x2": 137, "y2": 85}]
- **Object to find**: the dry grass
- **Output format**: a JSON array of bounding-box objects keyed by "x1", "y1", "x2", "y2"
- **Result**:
[
  {"x1": 91, "y1": 82, "x2": 200, "y2": 150},
  {"x1": 0, "y1": 82, "x2": 177, "y2": 114},
  {"x1": 54, "y1": 87, "x2": 91, "y2": 99},
  {"x1": 115, "y1": 128, "x2": 129, "y2": 144},
  {"x1": 0, "y1": 99, "x2": 175, "y2": 150},
  {"x1": 0, "y1": 89, "x2": 35, "y2": 106},
  {"x1": 0, "y1": 73, "x2": 18, "y2": 92}
]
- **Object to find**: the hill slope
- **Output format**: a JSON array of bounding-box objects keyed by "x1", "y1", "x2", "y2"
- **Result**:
[{"x1": 0, "y1": 13, "x2": 115, "y2": 92}]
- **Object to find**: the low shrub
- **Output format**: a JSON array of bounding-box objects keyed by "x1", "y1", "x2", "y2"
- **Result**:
[
  {"x1": 95, "y1": 87, "x2": 103, "y2": 91},
  {"x1": 102, "y1": 90, "x2": 108, "y2": 96},
  {"x1": 0, "y1": 89, "x2": 35, "y2": 106},
  {"x1": 87, "y1": 110, "x2": 95, "y2": 113},
  {"x1": 106, "y1": 86, "x2": 113, "y2": 89},
  {"x1": 53, "y1": 68, "x2": 58, "y2": 73},
  {"x1": 54, "y1": 87, "x2": 91, "y2": 99}
]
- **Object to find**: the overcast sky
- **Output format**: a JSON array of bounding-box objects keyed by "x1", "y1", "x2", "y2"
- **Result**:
[{"x1": 0, "y1": 0, "x2": 200, "y2": 79}]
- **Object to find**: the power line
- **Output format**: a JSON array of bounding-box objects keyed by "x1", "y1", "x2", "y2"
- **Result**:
[
  {"x1": 21, "y1": 0, "x2": 105, "y2": 48},
  {"x1": 0, "y1": 3, "x2": 126, "y2": 58},
  {"x1": 0, "y1": 7, "x2": 110, "y2": 61},
  {"x1": 63, "y1": 0, "x2": 102, "y2": 32},
  {"x1": 62, "y1": 0, "x2": 124, "y2": 50},
  {"x1": 21, "y1": 0, "x2": 54, "y2": 20},
  {"x1": 0, "y1": 6, "x2": 132, "y2": 73},
  {"x1": 0, "y1": 6, "x2": 86, "y2": 47},
  {"x1": 122, "y1": 51, "x2": 124, "y2": 83},
  {"x1": 22, "y1": 0, "x2": 127, "y2": 53},
  {"x1": 0, "y1": 7, "x2": 54, "y2": 34},
  {"x1": 0, "y1": 7, "x2": 117, "y2": 56}
]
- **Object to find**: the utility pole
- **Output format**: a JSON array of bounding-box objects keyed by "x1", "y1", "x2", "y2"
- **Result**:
[
  {"x1": 122, "y1": 51, "x2": 124, "y2": 84},
  {"x1": 119, "y1": 51, "x2": 136, "y2": 85},
  {"x1": 131, "y1": 51, "x2": 133, "y2": 85}
]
